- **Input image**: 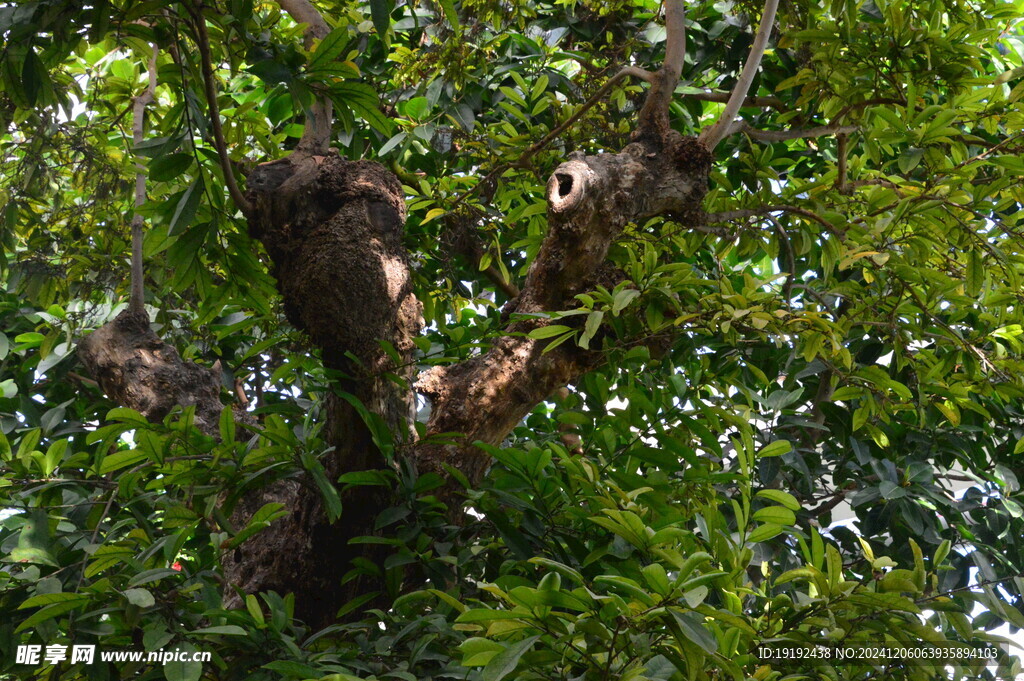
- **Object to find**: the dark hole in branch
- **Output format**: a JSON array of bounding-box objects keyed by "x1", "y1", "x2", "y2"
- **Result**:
[{"x1": 556, "y1": 173, "x2": 574, "y2": 197}]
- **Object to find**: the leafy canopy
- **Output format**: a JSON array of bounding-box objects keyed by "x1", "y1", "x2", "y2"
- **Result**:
[{"x1": 2, "y1": 0, "x2": 1024, "y2": 679}]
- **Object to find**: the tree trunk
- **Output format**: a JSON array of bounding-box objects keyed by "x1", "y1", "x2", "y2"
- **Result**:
[
  {"x1": 79, "y1": 129, "x2": 711, "y2": 629},
  {"x1": 222, "y1": 152, "x2": 422, "y2": 626},
  {"x1": 221, "y1": 123, "x2": 712, "y2": 627}
]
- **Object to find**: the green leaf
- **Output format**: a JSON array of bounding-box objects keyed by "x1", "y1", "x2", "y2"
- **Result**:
[
  {"x1": 966, "y1": 248, "x2": 984, "y2": 297},
  {"x1": 369, "y1": 0, "x2": 391, "y2": 40},
  {"x1": 752, "y1": 506, "x2": 796, "y2": 525},
  {"x1": 482, "y1": 635, "x2": 540, "y2": 681},
  {"x1": 308, "y1": 27, "x2": 350, "y2": 71},
  {"x1": 190, "y1": 625, "x2": 248, "y2": 635},
  {"x1": 757, "y1": 440, "x2": 791, "y2": 458},
  {"x1": 224, "y1": 503, "x2": 288, "y2": 549},
  {"x1": 670, "y1": 609, "x2": 718, "y2": 655},
  {"x1": 528, "y1": 325, "x2": 572, "y2": 339},
  {"x1": 401, "y1": 96, "x2": 430, "y2": 121},
  {"x1": 21, "y1": 48, "x2": 45, "y2": 107},
  {"x1": 124, "y1": 588, "x2": 155, "y2": 608},
  {"x1": 303, "y1": 454, "x2": 342, "y2": 522},
  {"x1": 149, "y1": 153, "x2": 193, "y2": 182},
  {"x1": 99, "y1": 448, "x2": 147, "y2": 474},
  {"x1": 163, "y1": 643, "x2": 202, "y2": 681},
  {"x1": 438, "y1": 0, "x2": 460, "y2": 33},
  {"x1": 330, "y1": 81, "x2": 393, "y2": 135},
  {"x1": 460, "y1": 637, "x2": 504, "y2": 666},
  {"x1": 747, "y1": 523, "x2": 784, "y2": 543},
  {"x1": 168, "y1": 177, "x2": 203, "y2": 236},
  {"x1": 756, "y1": 489, "x2": 800, "y2": 511},
  {"x1": 219, "y1": 406, "x2": 236, "y2": 444},
  {"x1": 16, "y1": 598, "x2": 90, "y2": 632},
  {"x1": 579, "y1": 310, "x2": 603, "y2": 349}
]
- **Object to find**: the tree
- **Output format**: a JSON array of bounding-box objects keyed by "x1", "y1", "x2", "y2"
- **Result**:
[{"x1": 2, "y1": 0, "x2": 1024, "y2": 678}]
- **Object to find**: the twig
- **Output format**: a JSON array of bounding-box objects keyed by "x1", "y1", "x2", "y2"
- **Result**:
[
  {"x1": 520, "y1": 66, "x2": 654, "y2": 166},
  {"x1": 685, "y1": 90, "x2": 785, "y2": 110},
  {"x1": 698, "y1": 0, "x2": 780, "y2": 150},
  {"x1": 129, "y1": 45, "x2": 158, "y2": 316},
  {"x1": 836, "y1": 133, "x2": 849, "y2": 194},
  {"x1": 705, "y1": 205, "x2": 844, "y2": 240},
  {"x1": 187, "y1": 4, "x2": 253, "y2": 216},
  {"x1": 728, "y1": 120, "x2": 858, "y2": 143}
]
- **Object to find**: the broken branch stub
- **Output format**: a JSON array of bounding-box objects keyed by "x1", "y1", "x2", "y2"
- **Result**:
[
  {"x1": 77, "y1": 310, "x2": 223, "y2": 436},
  {"x1": 415, "y1": 133, "x2": 712, "y2": 496},
  {"x1": 516, "y1": 134, "x2": 711, "y2": 315}
]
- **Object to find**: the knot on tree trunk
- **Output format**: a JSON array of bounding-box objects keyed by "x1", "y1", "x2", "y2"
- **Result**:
[{"x1": 246, "y1": 154, "x2": 422, "y2": 380}]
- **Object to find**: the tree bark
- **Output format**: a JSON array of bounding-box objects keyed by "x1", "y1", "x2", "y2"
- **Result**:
[
  {"x1": 78, "y1": 0, "x2": 727, "y2": 628},
  {"x1": 77, "y1": 311, "x2": 223, "y2": 437},
  {"x1": 221, "y1": 152, "x2": 422, "y2": 625}
]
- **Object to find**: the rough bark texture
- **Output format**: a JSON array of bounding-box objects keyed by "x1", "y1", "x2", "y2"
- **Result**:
[
  {"x1": 78, "y1": 22, "x2": 715, "y2": 625},
  {"x1": 220, "y1": 152, "x2": 422, "y2": 626},
  {"x1": 77, "y1": 310, "x2": 223, "y2": 436},
  {"x1": 415, "y1": 133, "x2": 711, "y2": 494}
]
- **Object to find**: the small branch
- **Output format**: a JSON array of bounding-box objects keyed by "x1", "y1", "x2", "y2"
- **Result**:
[
  {"x1": 662, "y1": 0, "x2": 686, "y2": 84},
  {"x1": 520, "y1": 66, "x2": 653, "y2": 166},
  {"x1": 829, "y1": 97, "x2": 905, "y2": 125},
  {"x1": 277, "y1": 0, "x2": 329, "y2": 41},
  {"x1": 705, "y1": 204, "x2": 845, "y2": 239},
  {"x1": 483, "y1": 264, "x2": 520, "y2": 299},
  {"x1": 836, "y1": 133, "x2": 849, "y2": 194},
  {"x1": 685, "y1": 90, "x2": 785, "y2": 111},
  {"x1": 188, "y1": 5, "x2": 253, "y2": 216},
  {"x1": 698, "y1": 0, "x2": 780, "y2": 151},
  {"x1": 809, "y1": 487, "x2": 852, "y2": 516},
  {"x1": 728, "y1": 120, "x2": 858, "y2": 143},
  {"x1": 129, "y1": 45, "x2": 158, "y2": 316}
]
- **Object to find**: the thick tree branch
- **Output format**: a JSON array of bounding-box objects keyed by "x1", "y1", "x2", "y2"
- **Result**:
[
  {"x1": 189, "y1": 7, "x2": 254, "y2": 216},
  {"x1": 129, "y1": 46, "x2": 157, "y2": 316},
  {"x1": 635, "y1": 0, "x2": 687, "y2": 139},
  {"x1": 698, "y1": 0, "x2": 780, "y2": 150}
]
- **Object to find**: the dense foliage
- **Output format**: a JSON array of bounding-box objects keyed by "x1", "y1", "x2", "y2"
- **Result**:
[{"x1": 1, "y1": 0, "x2": 1024, "y2": 679}]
